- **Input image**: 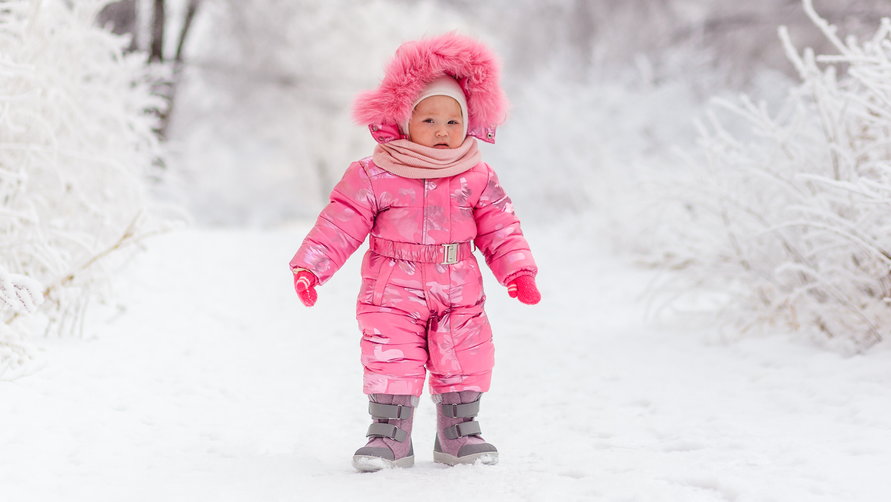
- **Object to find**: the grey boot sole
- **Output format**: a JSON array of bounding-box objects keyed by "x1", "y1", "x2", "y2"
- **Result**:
[
  {"x1": 352, "y1": 454, "x2": 415, "y2": 472},
  {"x1": 433, "y1": 450, "x2": 498, "y2": 466}
]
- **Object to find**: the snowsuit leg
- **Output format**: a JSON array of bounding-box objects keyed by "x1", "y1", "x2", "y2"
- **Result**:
[
  {"x1": 358, "y1": 304, "x2": 429, "y2": 396},
  {"x1": 422, "y1": 260, "x2": 494, "y2": 395},
  {"x1": 426, "y1": 301, "x2": 494, "y2": 394}
]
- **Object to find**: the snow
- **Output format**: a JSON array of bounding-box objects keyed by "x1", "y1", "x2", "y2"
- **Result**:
[{"x1": 3, "y1": 223, "x2": 890, "y2": 502}]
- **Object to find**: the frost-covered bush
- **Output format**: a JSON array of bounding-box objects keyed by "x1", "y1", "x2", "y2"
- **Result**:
[
  {"x1": 652, "y1": 0, "x2": 891, "y2": 350},
  {"x1": 1, "y1": 0, "x2": 165, "y2": 375}
]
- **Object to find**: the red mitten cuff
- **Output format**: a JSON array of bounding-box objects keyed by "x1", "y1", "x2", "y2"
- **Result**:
[{"x1": 506, "y1": 275, "x2": 540, "y2": 305}]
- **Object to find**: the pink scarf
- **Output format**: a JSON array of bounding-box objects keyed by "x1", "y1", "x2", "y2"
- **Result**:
[{"x1": 372, "y1": 137, "x2": 481, "y2": 179}]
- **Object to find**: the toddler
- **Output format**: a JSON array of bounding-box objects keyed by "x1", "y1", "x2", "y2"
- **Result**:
[{"x1": 289, "y1": 33, "x2": 540, "y2": 472}]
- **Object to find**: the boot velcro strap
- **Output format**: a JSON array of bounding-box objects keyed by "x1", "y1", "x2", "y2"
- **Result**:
[
  {"x1": 369, "y1": 402, "x2": 413, "y2": 419},
  {"x1": 443, "y1": 421, "x2": 481, "y2": 440},
  {"x1": 440, "y1": 400, "x2": 480, "y2": 418},
  {"x1": 367, "y1": 423, "x2": 408, "y2": 442}
]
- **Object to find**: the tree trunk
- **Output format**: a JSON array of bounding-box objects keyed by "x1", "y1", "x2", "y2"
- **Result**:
[
  {"x1": 174, "y1": 0, "x2": 200, "y2": 63},
  {"x1": 156, "y1": 0, "x2": 203, "y2": 141},
  {"x1": 149, "y1": 0, "x2": 165, "y2": 63}
]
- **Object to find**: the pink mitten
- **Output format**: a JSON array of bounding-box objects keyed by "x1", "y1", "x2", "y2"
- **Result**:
[
  {"x1": 507, "y1": 275, "x2": 540, "y2": 305},
  {"x1": 292, "y1": 269, "x2": 319, "y2": 307}
]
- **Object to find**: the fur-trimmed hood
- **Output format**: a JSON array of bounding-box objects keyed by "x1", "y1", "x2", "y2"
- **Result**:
[{"x1": 353, "y1": 33, "x2": 509, "y2": 144}]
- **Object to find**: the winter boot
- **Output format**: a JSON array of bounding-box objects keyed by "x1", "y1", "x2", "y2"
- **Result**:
[
  {"x1": 433, "y1": 391, "x2": 498, "y2": 466},
  {"x1": 352, "y1": 394, "x2": 417, "y2": 472}
]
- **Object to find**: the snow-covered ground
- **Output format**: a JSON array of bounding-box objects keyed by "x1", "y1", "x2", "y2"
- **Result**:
[{"x1": 3, "y1": 223, "x2": 891, "y2": 502}]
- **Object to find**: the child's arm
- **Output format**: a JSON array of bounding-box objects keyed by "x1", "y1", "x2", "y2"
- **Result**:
[
  {"x1": 473, "y1": 163, "x2": 539, "y2": 302},
  {"x1": 289, "y1": 162, "x2": 377, "y2": 298}
]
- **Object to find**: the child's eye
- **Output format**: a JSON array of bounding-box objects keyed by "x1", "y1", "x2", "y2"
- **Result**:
[
  {"x1": 448, "y1": 120, "x2": 459, "y2": 125},
  {"x1": 423, "y1": 118, "x2": 435, "y2": 124}
]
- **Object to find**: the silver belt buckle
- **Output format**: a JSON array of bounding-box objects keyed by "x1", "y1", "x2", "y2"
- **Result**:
[{"x1": 441, "y1": 243, "x2": 458, "y2": 265}]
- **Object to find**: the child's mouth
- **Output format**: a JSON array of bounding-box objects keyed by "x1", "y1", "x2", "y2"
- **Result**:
[{"x1": 434, "y1": 143, "x2": 449, "y2": 148}]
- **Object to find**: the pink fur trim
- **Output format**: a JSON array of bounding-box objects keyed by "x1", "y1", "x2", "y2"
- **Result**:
[{"x1": 353, "y1": 33, "x2": 508, "y2": 139}]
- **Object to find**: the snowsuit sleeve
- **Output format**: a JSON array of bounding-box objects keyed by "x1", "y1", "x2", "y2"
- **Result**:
[
  {"x1": 289, "y1": 162, "x2": 377, "y2": 285},
  {"x1": 473, "y1": 163, "x2": 538, "y2": 285}
]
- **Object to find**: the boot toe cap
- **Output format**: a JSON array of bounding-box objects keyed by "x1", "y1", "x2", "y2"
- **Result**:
[
  {"x1": 354, "y1": 446, "x2": 395, "y2": 460},
  {"x1": 458, "y1": 442, "x2": 497, "y2": 457}
]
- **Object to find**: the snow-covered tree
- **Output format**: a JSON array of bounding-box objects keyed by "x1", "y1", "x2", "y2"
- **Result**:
[
  {"x1": 650, "y1": 0, "x2": 891, "y2": 351},
  {"x1": 1, "y1": 0, "x2": 166, "y2": 376}
]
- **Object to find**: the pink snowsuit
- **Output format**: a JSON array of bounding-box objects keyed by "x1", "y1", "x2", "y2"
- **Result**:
[{"x1": 289, "y1": 157, "x2": 537, "y2": 396}]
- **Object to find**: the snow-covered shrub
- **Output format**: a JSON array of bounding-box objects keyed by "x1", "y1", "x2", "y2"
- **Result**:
[
  {"x1": 0, "y1": 268, "x2": 44, "y2": 373},
  {"x1": 651, "y1": 0, "x2": 891, "y2": 350},
  {"x1": 1, "y1": 0, "x2": 165, "y2": 375}
]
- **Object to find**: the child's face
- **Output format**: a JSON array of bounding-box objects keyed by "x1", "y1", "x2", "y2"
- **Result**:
[{"x1": 407, "y1": 95, "x2": 464, "y2": 149}]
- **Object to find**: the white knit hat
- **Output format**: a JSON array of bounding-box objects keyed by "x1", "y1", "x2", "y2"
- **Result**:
[{"x1": 401, "y1": 75, "x2": 468, "y2": 139}]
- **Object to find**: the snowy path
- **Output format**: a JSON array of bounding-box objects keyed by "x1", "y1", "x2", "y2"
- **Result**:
[{"x1": 3, "y1": 225, "x2": 891, "y2": 502}]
